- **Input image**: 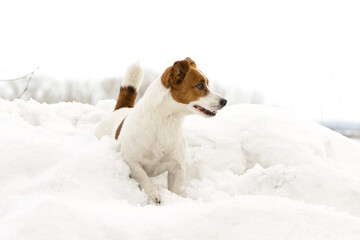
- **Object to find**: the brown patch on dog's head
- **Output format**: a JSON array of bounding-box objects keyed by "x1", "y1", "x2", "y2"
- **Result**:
[
  {"x1": 161, "y1": 57, "x2": 209, "y2": 104},
  {"x1": 185, "y1": 57, "x2": 197, "y2": 68}
]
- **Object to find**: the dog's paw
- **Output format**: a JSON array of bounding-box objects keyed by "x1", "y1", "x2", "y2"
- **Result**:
[{"x1": 145, "y1": 186, "x2": 161, "y2": 204}]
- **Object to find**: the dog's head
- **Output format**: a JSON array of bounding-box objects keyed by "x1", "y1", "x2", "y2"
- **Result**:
[{"x1": 161, "y1": 57, "x2": 227, "y2": 117}]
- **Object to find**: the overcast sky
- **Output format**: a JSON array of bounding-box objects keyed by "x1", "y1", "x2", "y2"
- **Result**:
[{"x1": 1, "y1": 0, "x2": 360, "y2": 121}]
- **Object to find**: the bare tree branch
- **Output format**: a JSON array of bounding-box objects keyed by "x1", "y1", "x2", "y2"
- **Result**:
[
  {"x1": 18, "y1": 67, "x2": 39, "y2": 98},
  {"x1": 0, "y1": 67, "x2": 39, "y2": 82},
  {"x1": 0, "y1": 67, "x2": 39, "y2": 100}
]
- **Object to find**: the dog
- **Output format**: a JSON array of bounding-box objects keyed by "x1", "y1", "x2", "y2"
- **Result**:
[{"x1": 95, "y1": 58, "x2": 227, "y2": 203}]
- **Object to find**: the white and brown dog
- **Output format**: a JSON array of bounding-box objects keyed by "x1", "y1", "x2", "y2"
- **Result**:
[{"x1": 95, "y1": 58, "x2": 227, "y2": 203}]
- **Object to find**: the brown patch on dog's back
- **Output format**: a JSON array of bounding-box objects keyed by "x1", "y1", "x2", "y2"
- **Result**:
[
  {"x1": 114, "y1": 86, "x2": 137, "y2": 111},
  {"x1": 161, "y1": 58, "x2": 209, "y2": 104},
  {"x1": 115, "y1": 118, "x2": 126, "y2": 140}
]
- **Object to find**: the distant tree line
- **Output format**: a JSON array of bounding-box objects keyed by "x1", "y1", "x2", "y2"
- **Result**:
[{"x1": 0, "y1": 69, "x2": 264, "y2": 105}]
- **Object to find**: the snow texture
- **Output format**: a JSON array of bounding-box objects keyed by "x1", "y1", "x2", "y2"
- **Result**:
[{"x1": 1, "y1": 99, "x2": 360, "y2": 240}]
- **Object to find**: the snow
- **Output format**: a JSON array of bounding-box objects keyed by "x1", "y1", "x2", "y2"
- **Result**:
[{"x1": 1, "y1": 99, "x2": 360, "y2": 240}]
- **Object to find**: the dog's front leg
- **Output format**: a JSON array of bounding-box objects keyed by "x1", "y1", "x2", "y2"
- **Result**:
[
  {"x1": 127, "y1": 161, "x2": 161, "y2": 204},
  {"x1": 167, "y1": 164, "x2": 185, "y2": 194}
]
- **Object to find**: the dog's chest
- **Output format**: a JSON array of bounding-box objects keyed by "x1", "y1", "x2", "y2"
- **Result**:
[
  {"x1": 121, "y1": 110, "x2": 186, "y2": 165},
  {"x1": 141, "y1": 131, "x2": 186, "y2": 177},
  {"x1": 145, "y1": 127, "x2": 183, "y2": 160}
]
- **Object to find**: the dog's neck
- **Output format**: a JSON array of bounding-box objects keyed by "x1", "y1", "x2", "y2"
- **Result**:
[{"x1": 136, "y1": 76, "x2": 190, "y2": 121}]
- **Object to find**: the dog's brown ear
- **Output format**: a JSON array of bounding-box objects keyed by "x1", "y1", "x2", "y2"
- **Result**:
[
  {"x1": 161, "y1": 60, "x2": 190, "y2": 89},
  {"x1": 173, "y1": 60, "x2": 190, "y2": 81},
  {"x1": 185, "y1": 57, "x2": 196, "y2": 68},
  {"x1": 169, "y1": 60, "x2": 190, "y2": 88}
]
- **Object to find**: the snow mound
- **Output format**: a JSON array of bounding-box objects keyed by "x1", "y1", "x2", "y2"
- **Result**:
[{"x1": 1, "y1": 99, "x2": 360, "y2": 240}]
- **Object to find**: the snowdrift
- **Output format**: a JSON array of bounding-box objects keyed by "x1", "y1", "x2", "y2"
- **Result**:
[{"x1": 1, "y1": 99, "x2": 360, "y2": 240}]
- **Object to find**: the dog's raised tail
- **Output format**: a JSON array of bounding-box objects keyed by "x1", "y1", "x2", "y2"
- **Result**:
[{"x1": 114, "y1": 62, "x2": 144, "y2": 111}]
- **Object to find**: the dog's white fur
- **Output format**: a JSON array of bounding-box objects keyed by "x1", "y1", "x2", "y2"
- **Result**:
[
  {"x1": 121, "y1": 61, "x2": 144, "y2": 90},
  {"x1": 95, "y1": 63, "x2": 224, "y2": 203},
  {"x1": 94, "y1": 63, "x2": 143, "y2": 139}
]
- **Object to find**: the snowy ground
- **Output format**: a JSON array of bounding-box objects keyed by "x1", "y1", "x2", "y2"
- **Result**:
[{"x1": 1, "y1": 99, "x2": 360, "y2": 240}]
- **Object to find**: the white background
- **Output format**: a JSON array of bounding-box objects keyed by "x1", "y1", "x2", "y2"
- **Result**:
[{"x1": 1, "y1": 0, "x2": 360, "y2": 121}]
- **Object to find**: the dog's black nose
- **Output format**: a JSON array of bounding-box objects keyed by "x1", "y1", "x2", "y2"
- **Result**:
[{"x1": 220, "y1": 98, "x2": 227, "y2": 107}]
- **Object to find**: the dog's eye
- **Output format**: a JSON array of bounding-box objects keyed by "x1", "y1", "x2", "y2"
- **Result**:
[{"x1": 196, "y1": 83, "x2": 204, "y2": 90}]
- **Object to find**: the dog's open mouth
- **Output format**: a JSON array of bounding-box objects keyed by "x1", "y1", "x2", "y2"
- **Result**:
[{"x1": 194, "y1": 105, "x2": 217, "y2": 116}]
